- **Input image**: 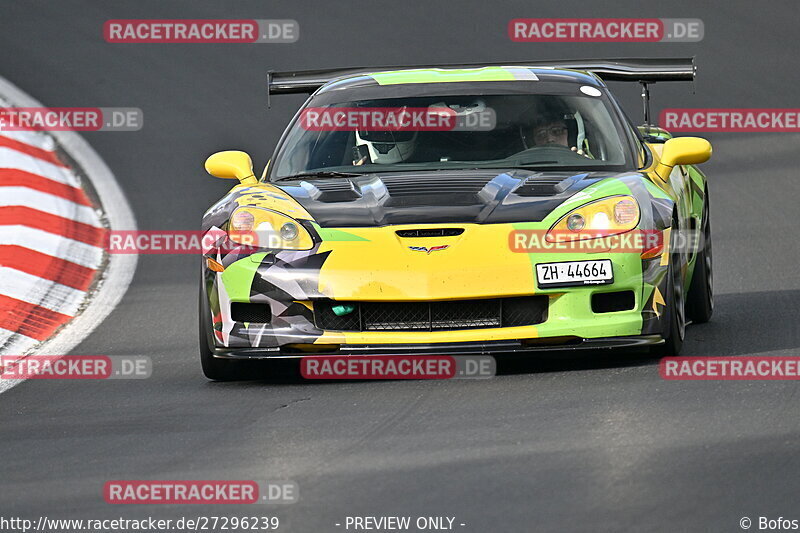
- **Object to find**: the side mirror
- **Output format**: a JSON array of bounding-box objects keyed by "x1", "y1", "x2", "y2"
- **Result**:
[
  {"x1": 205, "y1": 151, "x2": 257, "y2": 185},
  {"x1": 655, "y1": 137, "x2": 712, "y2": 178}
]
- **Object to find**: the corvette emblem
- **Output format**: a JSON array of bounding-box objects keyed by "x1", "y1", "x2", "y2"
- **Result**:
[{"x1": 408, "y1": 245, "x2": 449, "y2": 254}]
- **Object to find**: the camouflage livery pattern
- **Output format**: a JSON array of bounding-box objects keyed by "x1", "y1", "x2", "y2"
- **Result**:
[{"x1": 201, "y1": 162, "x2": 707, "y2": 352}]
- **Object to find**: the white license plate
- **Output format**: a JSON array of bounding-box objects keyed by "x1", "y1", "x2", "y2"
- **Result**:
[{"x1": 536, "y1": 260, "x2": 613, "y2": 288}]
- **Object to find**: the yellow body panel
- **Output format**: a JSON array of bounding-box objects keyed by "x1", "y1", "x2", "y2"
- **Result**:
[
  {"x1": 314, "y1": 325, "x2": 540, "y2": 344},
  {"x1": 205, "y1": 151, "x2": 258, "y2": 184},
  {"x1": 315, "y1": 224, "x2": 537, "y2": 301},
  {"x1": 231, "y1": 184, "x2": 314, "y2": 220}
]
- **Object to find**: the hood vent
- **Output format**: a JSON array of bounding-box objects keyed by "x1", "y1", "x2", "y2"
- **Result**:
[
  {"x1": 381, "y1": 176, "x2": 491, "y2": 197},
  {"x1": 381, "y1": 175, "x2": 492, "y2": 206},
  {"x1": 303, "y1": 180, "x2": 362, "y2": 202},
  {"x1": 515, "y1": 177, "x2": 570, "y2": 197}
]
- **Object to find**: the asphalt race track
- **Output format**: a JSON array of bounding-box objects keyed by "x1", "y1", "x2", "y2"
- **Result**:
[{"x1": 2, "y1": 1, "x2": 800, "y2": 531}]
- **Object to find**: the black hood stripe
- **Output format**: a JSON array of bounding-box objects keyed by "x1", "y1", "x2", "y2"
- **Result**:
[{"x1": 277, "y1": 169, "x2": 620, "y2": 227}]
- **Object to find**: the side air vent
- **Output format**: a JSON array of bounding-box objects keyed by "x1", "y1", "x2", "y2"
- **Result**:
[
  {"x1": 591, "y1": 291, "x2": 636, "y2": 313},
  {"x1": 396, "y1": 228, "x2": 464, "y2": 238},
  {"x1": 515, "y1": 177, "x2": 569, "y2": 197}
]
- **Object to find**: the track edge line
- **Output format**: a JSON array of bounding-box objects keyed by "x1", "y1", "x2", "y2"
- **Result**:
[{"x1": 0, "y1": 76, "x2": 138, "y2": 393}]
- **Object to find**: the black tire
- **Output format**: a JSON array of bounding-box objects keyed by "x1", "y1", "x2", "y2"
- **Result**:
[
  {"x1": 199, "y1": 279, "x2": 249, "y2": 381},
  {"x1": 686, "y1": 198, "x2": 713, "y2": 323},
  {"x1": 651, "y1": 221, "x2": 686, "y2": 357}
]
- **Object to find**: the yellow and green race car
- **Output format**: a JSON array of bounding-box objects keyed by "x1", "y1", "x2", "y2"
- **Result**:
[{"x1": 199, "y1": 58, "x2": 712, "y2": 380}]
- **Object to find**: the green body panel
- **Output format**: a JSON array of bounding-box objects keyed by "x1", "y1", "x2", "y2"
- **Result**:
[
  {"x1": 370, "y1": 67, "x2": 517, "y2": 85},
  {"x1": 637, "y1": 125, "x2": 673, "y2": 142},
  {"x1": 642, "y1": 179, "x2": 672, "y2": 200},
  {"x1": 314, "y1": 225, "x2": 370, "y2": 242},
  {"x1": 221, "y1": 252, "x2": 268, "y2": 301},
  {"x1": 530, "y1": 251, "x2": 645, "y2": 339},
  {"x1": 682, "y1": 164, "x2": 708, "y2": 294}
]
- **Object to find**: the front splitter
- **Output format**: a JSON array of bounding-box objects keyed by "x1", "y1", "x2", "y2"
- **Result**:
[{"x1": 211, "y1": 335, "x2": 663, "y2": 359}]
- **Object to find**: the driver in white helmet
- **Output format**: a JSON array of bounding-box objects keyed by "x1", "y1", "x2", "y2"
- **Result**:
[{"x1": 353, "y1": 130, "x2": 418, "y2": 165}]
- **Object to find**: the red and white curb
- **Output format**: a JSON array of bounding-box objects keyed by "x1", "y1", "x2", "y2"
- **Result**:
[{"x1": 0, "y1": 77, "x2": 137, "y2": 392}]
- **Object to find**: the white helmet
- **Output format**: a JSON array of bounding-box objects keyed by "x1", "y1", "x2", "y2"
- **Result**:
[
  {"x1": 355, "y1": 129, "x2": 417, "y2": 164},
  {"x1": 428, "y1": 99, "x2": 487, "y2": 121}
]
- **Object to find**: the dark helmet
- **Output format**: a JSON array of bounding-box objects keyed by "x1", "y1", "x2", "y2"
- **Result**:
[{"x1": 520, "y1": 100, "x2": 582, "y2": 149}]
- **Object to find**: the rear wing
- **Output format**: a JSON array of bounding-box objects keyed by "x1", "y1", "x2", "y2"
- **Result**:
[{"x1": 266, "y1": 57, "x2": 696, "y2": 124}]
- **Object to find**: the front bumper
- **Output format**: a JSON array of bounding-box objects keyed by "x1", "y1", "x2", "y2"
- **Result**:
[
  {"x1": 203, "y1": 231, "x2": 670, "y2": 355},
  {"x1": 210, "y1": 335, "x2": 663, "y2": 360}
]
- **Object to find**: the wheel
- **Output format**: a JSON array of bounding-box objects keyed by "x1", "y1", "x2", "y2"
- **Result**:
[
  {"x1": 687, "y1": 198, "x2": 713, "y2": 323},
  {"x1": 199, "y1": 277, "x2": 249, "y2": 381},
  {"x1": 651, "y1": 221, "x2": 686, "y2": 357}
]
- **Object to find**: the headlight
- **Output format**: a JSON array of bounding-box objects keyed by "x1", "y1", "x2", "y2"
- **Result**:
[
  {"x1": 228, "y1": 206, "x2": 313, "y2": 250},
  {"x1": 279, "y1": 222, "x2": 299, "y2": 241},
  {"x1": 547, "y1": 195, "x2": 640, "y2": 242},
  {"x1": 231, "y1": 210, "x2": 255, "y2": 232},
  {"x1": 566, "y1": 213, "x2": 585, "y2": 231}
]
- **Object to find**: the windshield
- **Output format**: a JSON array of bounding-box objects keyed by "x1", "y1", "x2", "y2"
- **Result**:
[{"x1": 271, "y1": 89, "x2": 634, "y2": 179}]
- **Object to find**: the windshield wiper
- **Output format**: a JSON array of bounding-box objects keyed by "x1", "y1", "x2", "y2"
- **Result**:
[
  {"x1": 273, "y1": 171, "x2": 363, "y2": 182},
  {"x1": 509, "y1": 162, "x2": 560, "y2": 168}
]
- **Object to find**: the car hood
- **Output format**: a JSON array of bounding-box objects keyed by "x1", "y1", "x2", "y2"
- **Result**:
[{"x1": 274, "y1": 169, "x2": 624, "y2": 227}]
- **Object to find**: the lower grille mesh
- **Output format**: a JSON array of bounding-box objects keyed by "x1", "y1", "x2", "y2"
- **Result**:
[
  {"x1": 231, "y1": 302, "x2": 271, "y2": 323},
  {"x1": 315, "y1": 297, "x2": 547, "y2": 332}
]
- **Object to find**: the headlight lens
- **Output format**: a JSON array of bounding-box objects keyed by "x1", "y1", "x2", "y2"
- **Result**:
[
  {"x1": 228, "y1": 207, "x2": 313, "y2": 250},
  {"x1": 231, "y1": 210, "x2": 255, "y2": 232},
  {"x1": 547, "y1": 195, "x2": 640, "y2": 242},
  {"x1": 567, "y1": 213, "x2": 585, "y2": 231},
  {"x1": 613, "y1": 199, "x2": 639, "y2": 225},
  {"x1": 280, "y1": 222, "x2": 299, "y2": 241}
]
